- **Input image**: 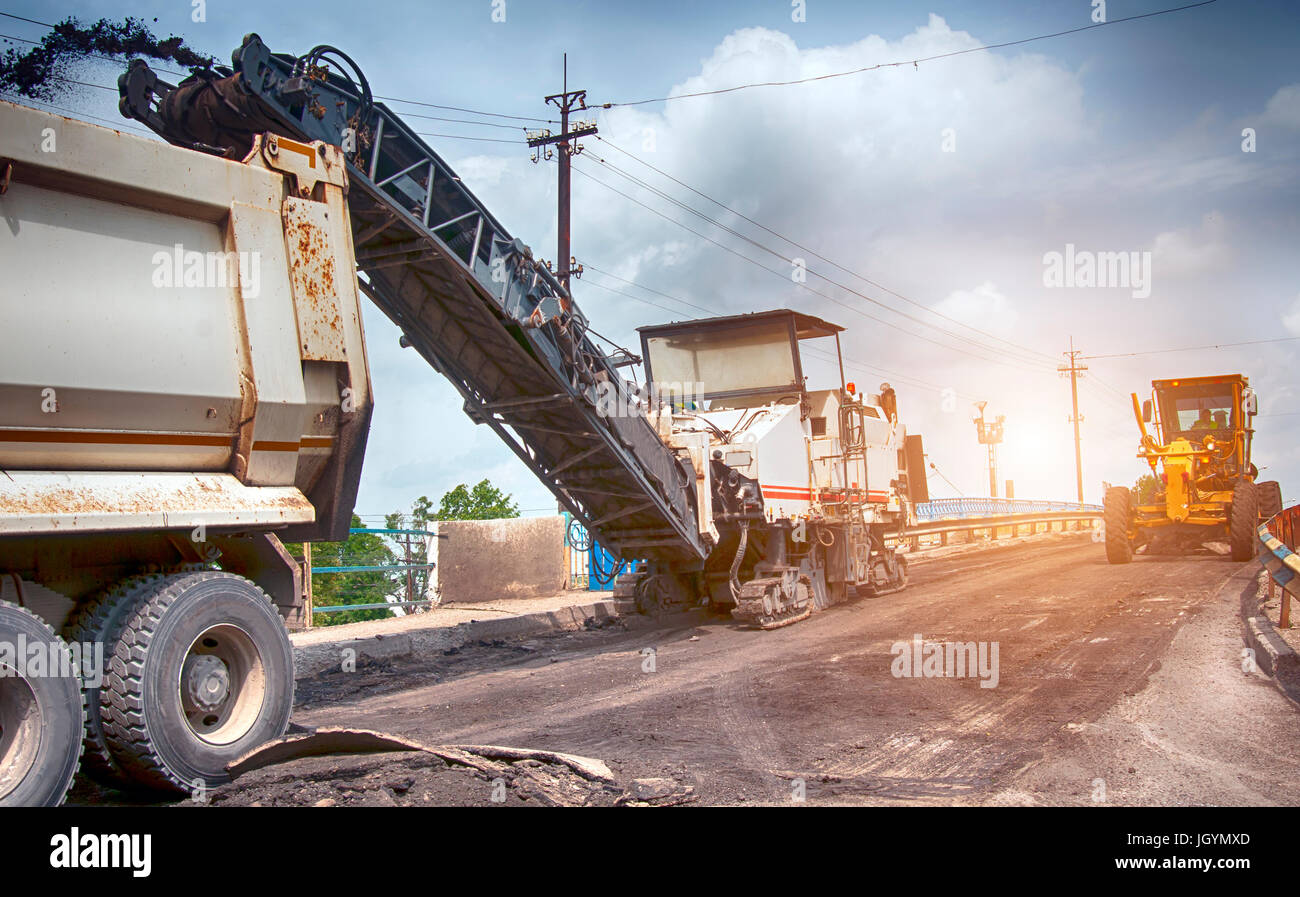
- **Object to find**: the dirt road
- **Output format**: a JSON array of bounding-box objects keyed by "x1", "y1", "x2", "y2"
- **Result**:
[{"x1": 228, "y1": 534, "x2": 1300, "y2": 805}]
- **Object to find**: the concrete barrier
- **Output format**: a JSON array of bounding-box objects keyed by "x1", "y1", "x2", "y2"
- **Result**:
[{"x1": 430, "y1": 515, "x2": 566, "y2": 603}]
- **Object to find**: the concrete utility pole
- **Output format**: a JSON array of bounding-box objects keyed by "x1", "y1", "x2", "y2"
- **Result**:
[
  {"x1": 1058, "y1": 338, "x2": 1088, "y2": 504},
  {"x1": 972, "y1": 401, "x2": 1006, "y2": 498},
  {"x1": 527, "y1": 54, "x2": 597, "y2": 294}
]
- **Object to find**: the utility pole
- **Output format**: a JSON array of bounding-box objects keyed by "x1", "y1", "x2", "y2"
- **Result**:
[
  {"x1": 527, "y1": 54, "x2": 597, "y2": 294},
  {"x1": 972, "y1": 401, "x2": 1006, "y2": 498},
  {"x1": 1058, "y1": 338, "x2": 1088, "y2": 504}
]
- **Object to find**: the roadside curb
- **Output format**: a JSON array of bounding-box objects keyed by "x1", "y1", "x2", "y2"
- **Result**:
[
  {"x1": 293, "y1": 598, "x2": 636, "y2": 680},
  {"x1": 1239, "y1": 570, "x2": 1300, "y2": 704}
]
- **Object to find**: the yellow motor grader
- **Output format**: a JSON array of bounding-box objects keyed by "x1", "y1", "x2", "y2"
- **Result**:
[{"x1": 1105, "y1": 374, "x2": 1282, "y2": 563}]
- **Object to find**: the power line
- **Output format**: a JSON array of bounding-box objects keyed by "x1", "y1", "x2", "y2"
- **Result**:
[
  {"x1": 0, "y1": 19, "x2": 188, "y2": 78},
  {"x1": 10, "y1": 94, "x2": 155, "y2": 135},
  {"x1": 413, "y1": 131, "x2": 524, "y2": 145},
  {"x1": 927, "y1": 462, "x2": 965, "y2": 497},
  {"x1": 596, "y1": 1, "x2": 1220, "y2": 108},
  {"x1": 0, "y1": 10, "x2": 48, "y2": 27},
  {"x1": 9, "y1": 70, "x2": 529, "y2": 145},
  {"x1": 570, "y1": 161, "x2": 1054, "y2": 376},
  {"x1": 1, "y1": 9, "x2": 554, "y2": 124},
  {"x1": 582, "y1": 265, "x2": 715, "y2": 316},
  {"x1": 399, "y1": 111, "x2": 529, "y2": 131},
  {"x1": 1085, "y1": 335, "x2": 1300, "y2": 359},
  {"x1": 375, "y1": 94, "x2": 554, "y2": 124},
  {"x1": 594, "y1": 135, "x2": 1061, "y2": 366},
  {"x1": 582, "y1": 151, "x2": 1055, "y2": 371},
  {"x1": 580, "y1": 269, "x2": 980, "y2": 401}
]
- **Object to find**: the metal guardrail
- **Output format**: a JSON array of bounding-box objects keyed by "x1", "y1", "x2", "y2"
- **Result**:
[
  {"x1": 915, "y1": 498, "x2": 1102, "y2": 521},
  {"x1": 891, "y1": 505, "x2": 1102, "y2": 548},
  {"x1": 1258, "y1": 506, "x2": 1300, "y2": 628},
  {"x1": 309, "y1": 527, "x2": 437, "y2": 617}
]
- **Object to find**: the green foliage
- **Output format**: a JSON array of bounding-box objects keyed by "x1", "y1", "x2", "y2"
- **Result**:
[
  {"x1": 287, "y1": 482, "x2": 518, "y2": 628},
  {"x1": 1133, "y1": 473, "x2": 1160, "y2": 504},
  {"x1": 385, "y1": 495, "x2": 438, "y2": 608},
  {"x1": 432, "y1": 479, "x2": 520, "y2": 521},
  {"x1": 284, "y1": 514, "x2": 397, "y2": 627},
  {"x1": 381, "y1": 482, "x2": 518, "y2": 608}
]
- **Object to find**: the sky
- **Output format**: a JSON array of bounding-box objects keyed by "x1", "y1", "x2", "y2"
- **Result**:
[{"x1": 3, "y1": 0, "x2": 1298, "y2": 519}]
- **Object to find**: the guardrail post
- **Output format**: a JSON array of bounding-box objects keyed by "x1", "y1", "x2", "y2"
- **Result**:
[
  {"x1": 1282, "y1": 585, "x2": 1291, "y2": 630},
  {"x1": 303, "y1": 542, "x2": 313, "y2": 630}
]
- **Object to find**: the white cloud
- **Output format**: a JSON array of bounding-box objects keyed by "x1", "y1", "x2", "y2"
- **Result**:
[
  {"x1": 1262, "y1": 83, "x2": 1300, "y2": 130},
  {"x1": 932, "y1": 282, "x2": 1017, "y2": 332},
  {"x1": 1283, "y1": 294, "x2": 1300, "y2": 336},
  {"x1": 1150, "y1": 212, "x2": 1232, "y2": 278},
  {"x1": 452, "y1": 155, "x2": 512, "y2": 187}
]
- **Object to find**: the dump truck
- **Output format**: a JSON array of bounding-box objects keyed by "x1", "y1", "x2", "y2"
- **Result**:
[
  {"x1": 1105, "y1": 374, "x2": 1282, "y2": 563},
  {"x1": 0, "y1": 34, "x2": 923, "y2": 805},
  {"x1": 0, "y1": 98, "x2": 373, "y2": 804}
]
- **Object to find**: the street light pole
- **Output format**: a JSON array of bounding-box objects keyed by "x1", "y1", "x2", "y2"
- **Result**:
[{"x1": 973, "y1": 401, "x2": 1006, "y2": 498}]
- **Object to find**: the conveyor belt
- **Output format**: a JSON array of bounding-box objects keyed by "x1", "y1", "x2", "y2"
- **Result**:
[{"x1": 119, "y1": 35, "x2": 708, "y2": 565}]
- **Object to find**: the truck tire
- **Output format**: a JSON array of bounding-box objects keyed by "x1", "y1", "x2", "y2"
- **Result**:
[
  {"x1": 1258, "y1": 480, "x2": 1283, "y2": 522},
  {"x1": 0, "y1": 601, "x2": 84, "y2": 806},
  {"x1": 63, "y1": 574, "x2": 169, "y2": 786},
  {"x1": 100, "y1": 571, "x2": 294, "y2": 794},
  {"x1": 1229, "y1": 480, "x2": 1259, "y2": 561},
  {"x1": 1103, "y1": 486, "x2": 1134, "y2": 564}
]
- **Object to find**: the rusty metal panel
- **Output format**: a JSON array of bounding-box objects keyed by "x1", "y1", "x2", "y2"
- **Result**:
[
  {"x1": 282, "y1": 197, "x2": 348, "y2": 363},
  {"x1": 0, "y1": 471, "x2": 315, "y2": 534}
]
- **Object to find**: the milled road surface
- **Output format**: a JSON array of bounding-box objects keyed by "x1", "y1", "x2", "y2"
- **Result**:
[{"x1": 281, "y1": 533, "x2": 1300, "y2": 806}]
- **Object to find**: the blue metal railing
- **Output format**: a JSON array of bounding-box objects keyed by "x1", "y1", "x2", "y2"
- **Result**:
[
  {"x1": 310, "y1": 527, "x2": 436, "y2": 616},
  {"x1": 915, "y1": 498, "x2": 1102, "y2": 522}
]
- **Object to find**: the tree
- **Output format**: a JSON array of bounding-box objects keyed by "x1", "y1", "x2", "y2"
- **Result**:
[
  {"x1": 385, "y1": 495, "x2": 437, "y2": 611},
  {"x1": 432, "y1": 479, "x2": 519, "y2": 521},
  {"x1": 1133, "y1": 473, "x2": 1160, "y2": 504},
  {"x1": 284, "y1": 514, "x2": 398, "y2": 627},
  {"x1": 383, "y1": 482, "x2": 518, "y2": 614}
]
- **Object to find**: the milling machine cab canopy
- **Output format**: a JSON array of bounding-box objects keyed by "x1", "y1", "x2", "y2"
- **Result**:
[{"x1": 637, "y1": 309, "x2": 844, "y2": 407}]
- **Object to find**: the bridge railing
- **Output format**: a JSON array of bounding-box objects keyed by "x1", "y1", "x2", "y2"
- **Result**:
[
  {"x1": 915, "y1": 498, "x2": 1102, "y2": 521},
  {"x1": 1258, "y1": 505, "x2": 1300, "y2": 628},
  {"x1": 892, "y1": 499, "x2": 1103, "y2": 549}
]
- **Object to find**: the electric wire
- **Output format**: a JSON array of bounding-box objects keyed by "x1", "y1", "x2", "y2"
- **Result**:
[
  {"x1": 597, "y1": 1, "x2": 1220, "y2": 108},
  {"x1": 583, "y1": 150, "x2": 1057, "y2": 371},
  {"x1": 594, "y1": 135, "x2": 1062, "y2": 366}
]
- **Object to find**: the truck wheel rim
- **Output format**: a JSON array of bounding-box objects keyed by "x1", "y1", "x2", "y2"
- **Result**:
[
  {"x1": 0, "y1": 667, "x2": 42, "y2": 799},
  {"x1": 179, "y1": 624, "x2": 265, "y2": 747}
]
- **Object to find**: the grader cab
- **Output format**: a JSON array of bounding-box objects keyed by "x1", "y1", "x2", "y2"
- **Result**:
[{"x1": 1104, "y1": 374, "x2": 1282, "y2": 563}]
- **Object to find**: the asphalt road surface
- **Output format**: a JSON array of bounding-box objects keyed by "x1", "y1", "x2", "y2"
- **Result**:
[{"x1": 278, "y1": 533, "x2": 1300, "y2": 806}]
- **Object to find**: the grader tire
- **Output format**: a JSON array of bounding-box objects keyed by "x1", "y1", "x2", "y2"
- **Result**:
[
  {"x1": 1229, "y1": 480, "x2": 1259, "y2": 561},
  {"x1": 1103, "y1": 486, "x2": 1134, "y2": 564},
  {"x1": 1258, "y1": 480, "x2": 1283, "y2": 522},
  {"x1": 0, "y1": 601, "x2": 84, "y2": 806}
]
